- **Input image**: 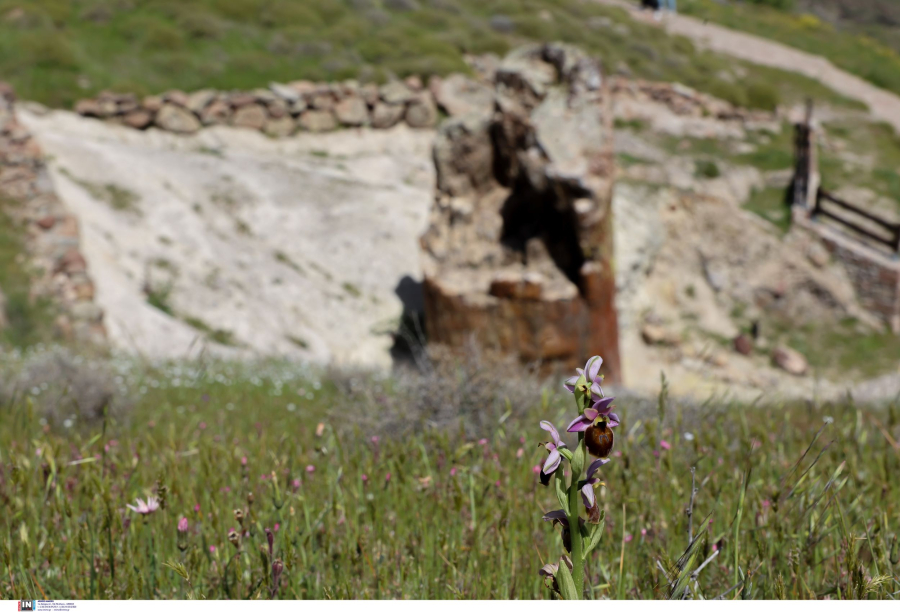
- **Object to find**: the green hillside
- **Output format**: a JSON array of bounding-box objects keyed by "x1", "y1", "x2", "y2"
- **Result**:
[{"x1": 0, "y1": 0, "x2": 861, "y2": 110}]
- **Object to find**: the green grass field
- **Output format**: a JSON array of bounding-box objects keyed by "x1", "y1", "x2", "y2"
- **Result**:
[
  {"x1": 0, "y1": 0, "x2": 872, "y2": 113},
  {"x1": 1, "y1": 351, "x2": 898, "y2": 599},
  {"x1": 679, "y1": 0, "x2": 900, "y2": 98}
]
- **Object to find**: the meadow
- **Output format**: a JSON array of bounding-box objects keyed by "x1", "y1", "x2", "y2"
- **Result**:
[
  {"x1": 0, "y1": 0, "x2": 857, "y2": 113},
  {"x1": 1, "y1": 346, "x2": 898, "y2": 599}
]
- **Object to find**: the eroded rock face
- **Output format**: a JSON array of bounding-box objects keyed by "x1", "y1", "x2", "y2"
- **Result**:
[
  {"x1": 420, "y1": 43, "x2": 622, "y2": 382},
  {"x1": 0, "y1": 83, "x2": 106, "y2": 345}
]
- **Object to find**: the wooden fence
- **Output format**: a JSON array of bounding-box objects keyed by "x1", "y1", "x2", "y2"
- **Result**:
[{"x1": 812, "y1": 188, "x2": 900, "y2": 255}]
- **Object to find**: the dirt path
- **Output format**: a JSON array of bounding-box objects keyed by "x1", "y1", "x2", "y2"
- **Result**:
[{"x1": 597, "y1": 0, "x2": 900, "y2": 133}]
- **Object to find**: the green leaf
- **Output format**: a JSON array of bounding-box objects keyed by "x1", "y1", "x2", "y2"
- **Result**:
[
  {"x1": 557, "y1": 558, "x2": 578, "y2": 600},
  {"x1": 554, "y1": 473, "x2": 568, "y2": 510},
  {"x1": 559, "y1": 447, "x2": 573, "y2": 462},
  {"x1": 582, "y1": 518, "x2": 605, "y2": 559}
]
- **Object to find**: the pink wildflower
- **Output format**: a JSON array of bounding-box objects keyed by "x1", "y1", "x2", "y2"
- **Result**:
[
  {"x1": 126, "y1": 497, "x2": 160, "y2": 515},
  {"x1": 660, "y1": 440, "x2": 671, "y2": 451},
  {"x1": 178, "y1": 517, "x2": 189, "y2": 532}
]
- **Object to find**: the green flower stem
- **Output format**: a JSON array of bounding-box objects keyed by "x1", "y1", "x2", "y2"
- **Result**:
[{"x1": 566, "y1": 433, "x2": 586, "y2": 599}]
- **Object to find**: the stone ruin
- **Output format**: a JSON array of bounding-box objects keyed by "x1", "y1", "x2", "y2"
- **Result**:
[
  {"x1": 0, "y1": 83, "x2": 106, "y2": 344},
  {"x1": 420, "y1": 43, "x2": 622, "y2": 383}
]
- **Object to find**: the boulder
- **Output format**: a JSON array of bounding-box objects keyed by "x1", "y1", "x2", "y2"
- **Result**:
[
  {"x1": 201, "y1": 100, "x2": 231, "y2": 125},
  {"x1": 186, "y1": 90, "x2": 217, "y2": 114},
  {"x1": 155, "y1": 103, "x2": 201, "y2": 134},
  {"x1": 371, "y1": 103, "x2": 405, "y2": 129},
  {"x1": 75, "y1": 99, "x2": 101, "y2": 117},
  {"x1": 163, "y1": 90, "x2": 190, "y2": 108},
  {"x1": 309, "y1": 93, "x2": 335, "y2": 111},
  {"x1": 265, "y1": 116, "x2": 295, "y2": 138},
  {"x1": 269, "y1": 82, "x2": 300, "y2": 103},
  {"x1": 380, "y1": 81, "x2": 413, "y2": 105},
  {"x1": 142, "y1": 95, "x2": 164, "y2": 113},
  {"x1": 298, "y1": 110, "x2": 337, "y2": 132},
  {"x1": 404, "y1": 93, "x2": 438, "y2": 128},
  {"x1": 266, "y1": 98, "x2": 289, "y2": 119},
  {"x1": 772, "y1": 345, "x2": 808, "y2": 376},
  {"x1": 433, "y1": 74, "x2": 496, "y2": 119},
  {"x1": 334, "y1": 96, "x2": 368, "y2": 126},
  {"x1": 123, "y1": 110, "x2": 153, "y2": 129},
  {"x1": 360, "y1": 83, "x2": 380, "y2": 107},
  {"x1": 231, "y1": 104, "x2": 268, "y2": 131}
]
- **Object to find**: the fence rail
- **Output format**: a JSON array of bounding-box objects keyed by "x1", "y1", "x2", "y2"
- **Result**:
[{"x1": 812, "y1": 188, "x2": 900, "y2": 254}]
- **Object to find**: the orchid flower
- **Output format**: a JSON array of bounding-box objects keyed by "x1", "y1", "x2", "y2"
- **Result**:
[
  {"x1": 566, "y1": 397, "x2": 617, "y2": 432},
  {"x1": 538, "y1": 420, "x2": 566, "y2": 486},
  {"x1": 563, "y1": 356, "x2": 604, "y2": 399},
  {"x1": 539, "y1": 555, "x2": 574, "y2": 597}
]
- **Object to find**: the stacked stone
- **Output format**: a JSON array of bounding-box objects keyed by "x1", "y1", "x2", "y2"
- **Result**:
[
  {"x1": 73, "y1": 76, "x2": 439, "y2": 136},
  {"x1": 0, "y1": 83, "x2": 106, "y2": 344},
  {"x1": 420, "y1": 43, "x2": 622, "y2": 383},
  {"x1": 611, "y1": 77, "x2": 773, "y2": 122}
]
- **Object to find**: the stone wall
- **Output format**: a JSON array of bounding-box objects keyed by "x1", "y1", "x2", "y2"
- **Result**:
[
  {"x1": 73, "y1": 76, "x2": 442, "y2": 135},
  {"x1": 0, "y1": 83, "x2": 106, "y2": 344},
  {"x1": 793, "y1": 209, "x2": 900, "y2": 332},
  {"x1": 420, "y1": 43, "x2": 622, "y2": 383}
]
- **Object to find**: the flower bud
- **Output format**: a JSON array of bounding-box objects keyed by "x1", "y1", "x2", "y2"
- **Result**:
[
  {"x1": 228, "y1": 530, "x2": 240, "y2": 548},
  {"x1": 234, "y1": 509, "x2": 244, "y2": 525}
]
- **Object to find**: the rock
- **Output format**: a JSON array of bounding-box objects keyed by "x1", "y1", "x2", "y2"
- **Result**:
[
  {"x1": 163, "y1": 90, "x2": 190, "y2": 108},
  {"x1": 489, "y1": 271, "x2": 543, "y2": 300},
  {"x1": 772, "y1": 345, "x2": 808, "y2": 376},
  {"x1": 298, "y1": 110, "x2": 337, "y2": 132},
  {"x1": 75, "y1": 99, "x2": 101, "y2": 117},
  {"x1": 266, "y1": 98, "x2": 289, "y2": 119},
  {"x1": 309, "y1": 93, "x2": 335, "y2": 111},
  {"x1": 264, "y1": 116, "x2": 295, "y2": 138},
  {"x1": 405, "y1": 93, "x2": 438, "y2": 128},
  {"x1": 186, "y1": 90, "x2": 216, "y2": 114},
  {"x1": 230, "y1": 92, "x2": 257, "y2": 108},
  {"x1": 155, "y1": 103, "x2": 201, "y2": 134},
  {"x1": 251, "y1": 88, "x2": 278, "y2": 104},
  {"x1": 122, "y1": 110, "x2": 153, "y2": 129},
  {"x1": 269, "y1": 82, "x2": 300, "y2": 103},
  {"x1": 421, "y1": 43, "x2": 621, "y2": 381},
  {"x1": 380, "y1": 80, "x2": 413, "y2": 105},
  {"x1": 201, "y1": 100, "x2": 231, "y2": 125},
  {"x1": 370, "y1": 103, "x2": 404, "y2": 129},
  {"x1": 404, "y1": 75, "x2": 423, "y2": 91},
  {"x1": 433, "y1": 74, "x2": 495, "y2": 119},
  {"x1": 142, "y1": 95, "x2": 163, "y2": 113},
  {"x1": 807, "y1": 242, "x2": 830, "y2": 268},
  {"x1": 70, "y1": 301, "x2": 103, "y2": 323},
  {"x1": 641, "y1": 323, "x2": 680, "y2": 346},
  {"x1": 288, "y1": 99, "x2": 308, "y2": 115},
  {"x1": 334, "y1": 96, "x2": 368, "y2": 126},
  {"x1": 36, "y1": 215, "x2": 56, "y2": 230},
  {"x1": 360, "y1": 83, "x2": 380, "y2": 107},
  {"x1": 733, "y1": 333, "x2": 753, "y2": 355},
  {"x1": 231, "y1": 104, "x2": 268, "y2": 131}
]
